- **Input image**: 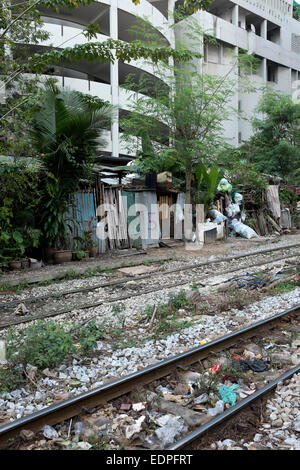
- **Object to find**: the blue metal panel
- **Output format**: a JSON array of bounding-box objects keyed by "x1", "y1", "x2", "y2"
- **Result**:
[{"x1": 74, "y1": 192, "x2": 99, "y2": 252}]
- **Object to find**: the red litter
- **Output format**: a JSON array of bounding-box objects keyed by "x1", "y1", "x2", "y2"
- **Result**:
[{"x1": 120, "y1": 404, "x2": 131, "y2": 411}]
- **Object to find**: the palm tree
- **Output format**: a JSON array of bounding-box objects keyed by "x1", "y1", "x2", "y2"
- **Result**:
[{"x1": 31, "y1": 84, "x2": 115, "y2": 248}]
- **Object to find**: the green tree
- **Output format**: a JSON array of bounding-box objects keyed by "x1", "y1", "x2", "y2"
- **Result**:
[
  {"x1": 120, "y1": 12, "x2": 256, "y2": 204},
  {"x1": 247, "y1": 89, "x2": 300, "y2": 180},
  {"x1": 31, "y1": 84, "x2": 114, "y2": 247}
]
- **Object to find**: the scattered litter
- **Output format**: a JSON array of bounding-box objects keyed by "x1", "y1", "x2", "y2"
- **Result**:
[
  {"x1": 239, "y1": 389, "x2": 256, "y2": 396},
  {"x1": 243, "y1": 349, "x2": 254, "y2": 360},
  {"x1": 120, "y1": 403, "x2": 132, "y2": 411},
  {"x1": 180, "y1": 371, "x2": 201, "y2": 385},
  {"x1": 225, "y1": 274, "x2": 266, "y2": 290},
  {"x1": 156, "y1": 385, "x2": 173, "y2": 395},
  {"x1": 76, "y1": 442, "x2": 92, "y2": 450},
  {"x1": 14, "y1": 303, "x2": 29, "y2": 316},
  {"x1": 192, "y1": 404, "x2": 207, "y2": 411},
  {"x1": 43, "y1": 425, "x2": 59, "y2": 440},
  {"x1": 209, "y1": 364, "x2": 222, "y2": 374},
  {"x1": 125, "y1": 415, "x2": 146, "y2": 440},
  {"x1": 194, "y1": 393, "x2": 209, "y2": 405},
  {"x1": 162, "y1": 394, "x2": 187, "y2": 406},
  {"x1": 207, "y1": 400, "x2": 224, "y2": 416},
  {"x1": 200, "y1": 339, "x2": 209, "y2": 345},
  {"x1": 232, "y1": 355, "x2": 240, "y2": 362},
  {"x1": 20, "y1": 429, "x2": 35, "y2": 442},
  {"x1": 153, "y1": 415, "x2": 187, "y2": 447},
  {"x1": 132, "y1": 402, "x2": 146, "y2": 412},
  {"x1": 219, "y1": 384, "x2": 239, "y2": 406},
  {"x1": 234, "y1": 358, "x2": 267, "y2": 372},
  {"x1": 217, "y1": 439, "x2": 237, "y2": 449}
]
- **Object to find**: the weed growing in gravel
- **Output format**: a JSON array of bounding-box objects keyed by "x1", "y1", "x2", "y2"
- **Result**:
[
  {"x1": 59, "y1": 269, "x2": 78, "y2": 281},
  {"x1": 6, "y1": 321, "x2": 75, "y2": 369},
  {"x1": 190, "y1": 281, "x2": 199, "y2": 292},
  {"x1": 271, "y1": 278, "x2": 300, "y2": 294},
  {"x1": 111, "y1": 303, "x2": 124, "y2": 314},
  {"x1": 88, "y1": 433, "x2": 122, "y2": 450},
  {"x1": 3, "y1": 319, "x2": 105, "y2": 377},
  {"x1": 194, "y1": 373, "x2": 219, "y2": 396},
  {"x1": 0, "y1": 282, "x2": 13, "y2": 292},
  {"x1": 221, "y1": 364, "x2": 249, "y2": 382},
  {"x1": 71, "y1": 320, "x2": 104, "y2": 354},
  {"x1": 168, "y1": 290, "x2": 191, "y2": 310},
  {"x1": 0, "y1": 365, "x2": 26, "y2": 393},
  {"x1": 143, "y1": 259, "x2": 166, "y2": 266}
]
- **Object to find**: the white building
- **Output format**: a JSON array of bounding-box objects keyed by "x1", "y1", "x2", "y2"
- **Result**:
[{"x1": 36, "y1": 0, "x2": 300, "y2": 155}]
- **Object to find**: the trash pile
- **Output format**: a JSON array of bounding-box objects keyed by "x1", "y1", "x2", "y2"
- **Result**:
[
  {"x1": 208, "y1": 178, "x2": 258, "y2": 240},
  {"x1": 16, "y1": 333, "x2": 299, "y2": 451},
  {"x1": 222, "y1": 266, "x2": 299, "y2": 292}
]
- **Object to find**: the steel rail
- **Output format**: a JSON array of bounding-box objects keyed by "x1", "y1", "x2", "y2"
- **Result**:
[
  {"x1": 1, "y1": 250, "x2": 299, "y2": 331},
  {"x1": 0, "y1": 303, "x2": 299, "y2": 446},
  {"x1": 1, "y1": 242, "x2": 300, "y2": 309},
  {"x1": 167, "y1": 364, "x2": 300, "y2": 450}
]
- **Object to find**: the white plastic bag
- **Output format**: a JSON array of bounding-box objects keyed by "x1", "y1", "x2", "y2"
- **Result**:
[
  {"x1": 207, "y1": 400, "x2": 224, "y2": 417},
  {"x1": 217, "y1": 178, "x2": 232, "y2": 192},
  {"x1": 225, "y1": 203, "x2": 240, "y2": 218},
  {"x1": 229, "y1": 219, "x2": 258, "y2": 239},
  {"x1": 234, "y1": 193, "x2": 243, "y2": 205},
  {"x1": 209, "y1": 209, "x2": 227, "y2": 223}
]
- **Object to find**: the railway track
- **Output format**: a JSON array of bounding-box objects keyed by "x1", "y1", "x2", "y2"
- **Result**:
[
  {"x1": 0, "y1": 304, "x2": 299, "y2": 450},
  {"x1": 168, "y1": 364, "x2": 300, "y2": 450},
  {"x1": 0, "y1": 243, "x2": 299, "y2": 330}
]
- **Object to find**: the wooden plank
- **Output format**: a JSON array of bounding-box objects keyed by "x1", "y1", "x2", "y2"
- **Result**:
[{"x1": 266, "y1": 214, "x2": 282, "y2": 232}]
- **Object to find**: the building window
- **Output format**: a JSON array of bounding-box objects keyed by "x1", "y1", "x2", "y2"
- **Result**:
[{"x1": 267, "y1": 64, "x2": 278, "y2": 83}]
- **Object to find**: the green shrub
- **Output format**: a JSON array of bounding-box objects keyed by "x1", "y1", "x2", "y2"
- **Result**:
[
  {"x1": 5, "y1": 319, "x2": 106, "y2": 373},
  {"x1": 0, "y1": 366, "x2": 26, "y2": 393},
  {"x1": 71, "y1": 320, "x2": 104, "y2": 354},
  {"x1": 6, "y1": 321, "x2": 75, "y2": 369}
]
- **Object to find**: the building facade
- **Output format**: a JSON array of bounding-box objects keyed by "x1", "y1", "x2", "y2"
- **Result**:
[
  {"x1": 185, "y1": 0, "x2": 300, "y2": 146},
  {"x1": 36, "y1": 0, "x2": 300, "y2": 155}
]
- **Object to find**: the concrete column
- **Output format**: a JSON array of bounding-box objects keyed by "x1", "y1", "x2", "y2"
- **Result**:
[
  {"x1": 262, "y1": 58, "x2": 267, "y2": 82},
  {"x1": 232, "y1": 4, "x2": 239, "y2": 26},
  {"x1": 261, "y1": 19, "x2": 267, "y2": 40},
  {"x1": 110, "y1": 0, "x2": 119, "y2": 157},
  {"x1": 168, "y1": 0, "x2": 175, "y2": 68},
  {"x1": 168, "y1": 0, "x2": 175, "y2": 48}
]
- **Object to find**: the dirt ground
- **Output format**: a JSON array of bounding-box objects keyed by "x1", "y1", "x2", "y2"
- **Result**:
[{"x1": 1, "y1": 232, "x2": 300, "y2": 287}]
